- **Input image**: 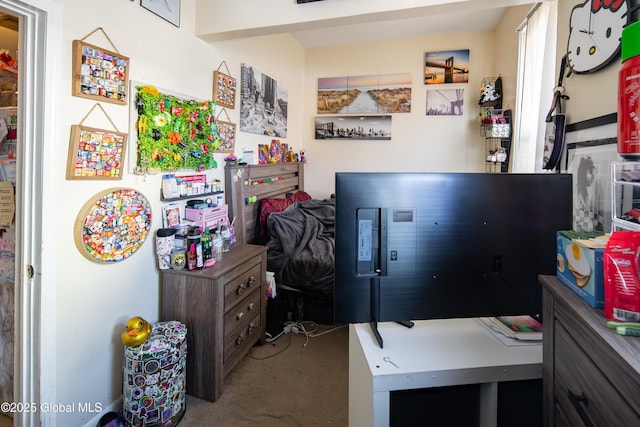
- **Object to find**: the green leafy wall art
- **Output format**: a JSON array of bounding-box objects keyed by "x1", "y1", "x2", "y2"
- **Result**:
[{"x1": 135, "y1": 85, "x2": 221, "y2": 173}]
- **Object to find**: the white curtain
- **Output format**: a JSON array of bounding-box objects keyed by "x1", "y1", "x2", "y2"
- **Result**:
[{"x1": 512, "y1": 1, "x2": 558, "y2": 172}]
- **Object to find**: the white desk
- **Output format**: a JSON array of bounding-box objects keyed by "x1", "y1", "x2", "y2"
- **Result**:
[{"x1": 349, "y1": 318, "x2": 543, "y2": 427}]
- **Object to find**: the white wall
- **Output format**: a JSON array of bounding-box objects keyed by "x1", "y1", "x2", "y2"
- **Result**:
[
  {"x1": 53, "y1": 1, "x2": 305, "y2": 426},
  {"x1": 302, "y1": 31, "x2": 500, "y2": 198},
  {"x1": 55, "y1": 1, "x2": 214, "y2": 424},
  {"x1": 206, "y1": 8, "x2": 528, "y2": 199}
]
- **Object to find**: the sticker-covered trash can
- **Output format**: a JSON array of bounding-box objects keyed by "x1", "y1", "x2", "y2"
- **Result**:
[{"x1": 122, "y1": 320, "x2": 187, "y2": 427}]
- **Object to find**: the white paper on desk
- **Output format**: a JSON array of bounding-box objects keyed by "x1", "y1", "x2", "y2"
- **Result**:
[{"x1": 477, "y1": 318, "x2": 541, "y2": 347}]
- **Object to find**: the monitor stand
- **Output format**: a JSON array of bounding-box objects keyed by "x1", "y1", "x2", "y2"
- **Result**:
[{"x1": 370, "y1": 276, "x2": 414, "y2": 348}]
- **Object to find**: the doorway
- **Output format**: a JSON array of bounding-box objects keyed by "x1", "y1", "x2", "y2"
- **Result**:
[
  {"x1": 0, "y1": 1, "x2": 62, "y2": 426},
  {"x1": 0, "y1": 11, "x2": 18, "y2": 427}
]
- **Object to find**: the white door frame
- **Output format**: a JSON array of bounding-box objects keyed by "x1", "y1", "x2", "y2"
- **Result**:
[{"x1": 0, "y1": 1, "x2": 61, "y2": 426}]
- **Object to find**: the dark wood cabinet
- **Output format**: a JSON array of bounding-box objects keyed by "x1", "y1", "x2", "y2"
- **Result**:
[
  {"x1": 161, "y1": 243, "x2": 267, "y2": 402},
  {"x1": 540, "y1": 275, "x2": 640, "y2": 426}
]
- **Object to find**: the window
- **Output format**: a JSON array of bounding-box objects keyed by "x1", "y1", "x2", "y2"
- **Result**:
[{"x1": 512, "y1": 1, "x2": 558, "y2": 172}]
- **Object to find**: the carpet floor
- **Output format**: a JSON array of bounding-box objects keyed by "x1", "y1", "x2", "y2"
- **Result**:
[{"x1": 178, "y1": 323, "x2": 349, "y2": 427}]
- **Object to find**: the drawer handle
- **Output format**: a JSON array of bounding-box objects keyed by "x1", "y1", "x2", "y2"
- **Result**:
[
  {"x1": 236, "y1": 283, "x2": 247, "y2": 295},
  {"x1": 568, "y1": 390, "x2": 595, "y2": 427},
  {"x1": 236, "y1": 311, "x2": 244, "y2": 321},
  {"x1": 248, "y1": 276, "x2": 257, "y2": 287},
  {"x1": 236, "y1": 333, "x2": 246, "y2": 345},
  {"x1": 248, "y1": 302, "x2": 255, "y2": 311},
  {"x1": 247, "y1": 323, "x2": 256, "y2": 334}
]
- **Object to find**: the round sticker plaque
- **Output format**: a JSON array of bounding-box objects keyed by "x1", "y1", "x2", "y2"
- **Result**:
[{"x1": 74, "y1": 188, "x2": 152, "y2": 263}]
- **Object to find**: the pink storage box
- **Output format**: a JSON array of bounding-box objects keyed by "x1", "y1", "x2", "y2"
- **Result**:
[{"x1": 185, "y1": 205, "x2": 228, "y2": 230}]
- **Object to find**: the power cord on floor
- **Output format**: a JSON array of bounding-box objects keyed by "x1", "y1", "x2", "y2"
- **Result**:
[
  {"x1": 250, "y1": 321, "x2": 347, "y2": 359},
  {"x1": 283, "y1": 321, "x2": 312, "y2": 346},
  {"x1": 281, "y1": 321, "x2": 347, "y2": 347},
  {"x1": 249, "y1": 332, "x2": 292, "y2": 360}
]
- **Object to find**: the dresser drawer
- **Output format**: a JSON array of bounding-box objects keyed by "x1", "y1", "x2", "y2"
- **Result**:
[
  {"x1": 224, "y1": 312, "x2": 261, "y2": 374},
  {"x1": 224, "y1": 287, "x2": 261, "y2": 338},
  {"x1": 554, "y1": 322, "x2": 640, "y2": 426},
  {"x1": 554, "y1": 400, "x2": 576, "y2": 427},
  {"x1": 224, "y1": 262, "x2": 262, "y2": 311}
]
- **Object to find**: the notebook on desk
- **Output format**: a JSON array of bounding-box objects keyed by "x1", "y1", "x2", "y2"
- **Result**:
[{"x1": 479, "y1": 316, "x2": 542, "y2": 345}]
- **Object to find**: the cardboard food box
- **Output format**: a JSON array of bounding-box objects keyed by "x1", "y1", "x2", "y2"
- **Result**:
[{"x1": 556, "y1": 231, "x2": 607, "y2": 308}]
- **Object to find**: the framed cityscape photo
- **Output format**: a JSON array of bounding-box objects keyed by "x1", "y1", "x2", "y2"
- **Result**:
[{"x1": 314, "y1": 115, "x2": 391, "y2": 140}]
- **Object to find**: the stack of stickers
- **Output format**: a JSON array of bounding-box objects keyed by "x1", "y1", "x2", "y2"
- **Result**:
[{"x1": 122, "y1": 321, "x2": 187, "y2": 427}]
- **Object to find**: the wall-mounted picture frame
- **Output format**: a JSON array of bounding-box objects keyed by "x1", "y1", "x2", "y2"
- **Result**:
[
  {"x1": 317, "y1": 73, "x2": 411, "y2": 114},
  {"x1": 314, "y1": 115, "x2": 392, "y2": 140},
  {"x1": 240, "y1": 63, "x2": 288, "y2": 137},
  {"x1": 71, "y1": 40, "x2": 129, "y2": 105},
  {"x1": 66, "y1": 125, "x2": 127, "y2": 180},
  {"x1": 213, "y1": 62, "x2": 237, "y2": 109},
  {"x1": 424, "y1": 49, "x2": 470, "y2": 84},
  {"x1": 215, "y1": 108, "x2": 236, "y2": 153},
  {"x1": 426, "y1": 89, "x2": 464, "y2": 116},
  {"x1": 564, "y1": 113, "x2": 619, "y2": 233},
  {"x1": 141, "y1": 0, "x2": 181, "y2": 27}
]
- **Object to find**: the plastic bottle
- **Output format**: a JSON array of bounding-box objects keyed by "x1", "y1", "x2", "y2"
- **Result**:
[
  {"x1": 221, "y1": 224, "x2": 231, "y2": 252},
  {"x1": 201, "y1": 227, "x2": 214, "y2": 268},
  {"x1": 187, "y1": 229, "x2": 203, "y2": 269},
  {"x1": 618, "y1": 20, "x2": 640, "y2": 158},
  {"x1": 187, "y1": 243, "x2": 196, "y2": 271},
  {"x1": 195, "y1": 239, "x2": 203, "y2": 269},
  {"x1": 213, "y1": 228, "x2": 223, "y2": 262}
]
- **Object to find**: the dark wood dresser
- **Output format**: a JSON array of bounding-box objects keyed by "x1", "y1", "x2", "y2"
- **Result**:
[
  {"x1": 161, "y1": 243, "x2": 267, "y2": 402},
  {"x1": 540, "y1": 274, "x2": 640, "y2": 426}
]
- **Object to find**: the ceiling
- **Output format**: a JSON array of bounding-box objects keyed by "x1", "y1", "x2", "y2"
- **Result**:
[
  {"x1": 290, "y1": 6, "x2": 511, "y2": 48},
  {"x1": 197, "y1": 1, "x2": 537, "y2": 48},
  {"x1": 0, "y1": 5, "x2": 516, "y2": 48}
]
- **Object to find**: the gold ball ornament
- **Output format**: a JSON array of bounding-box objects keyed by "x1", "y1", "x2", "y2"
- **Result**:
[{"x1": 121, "y1": 316, "x2": 153, "y2": 347}]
